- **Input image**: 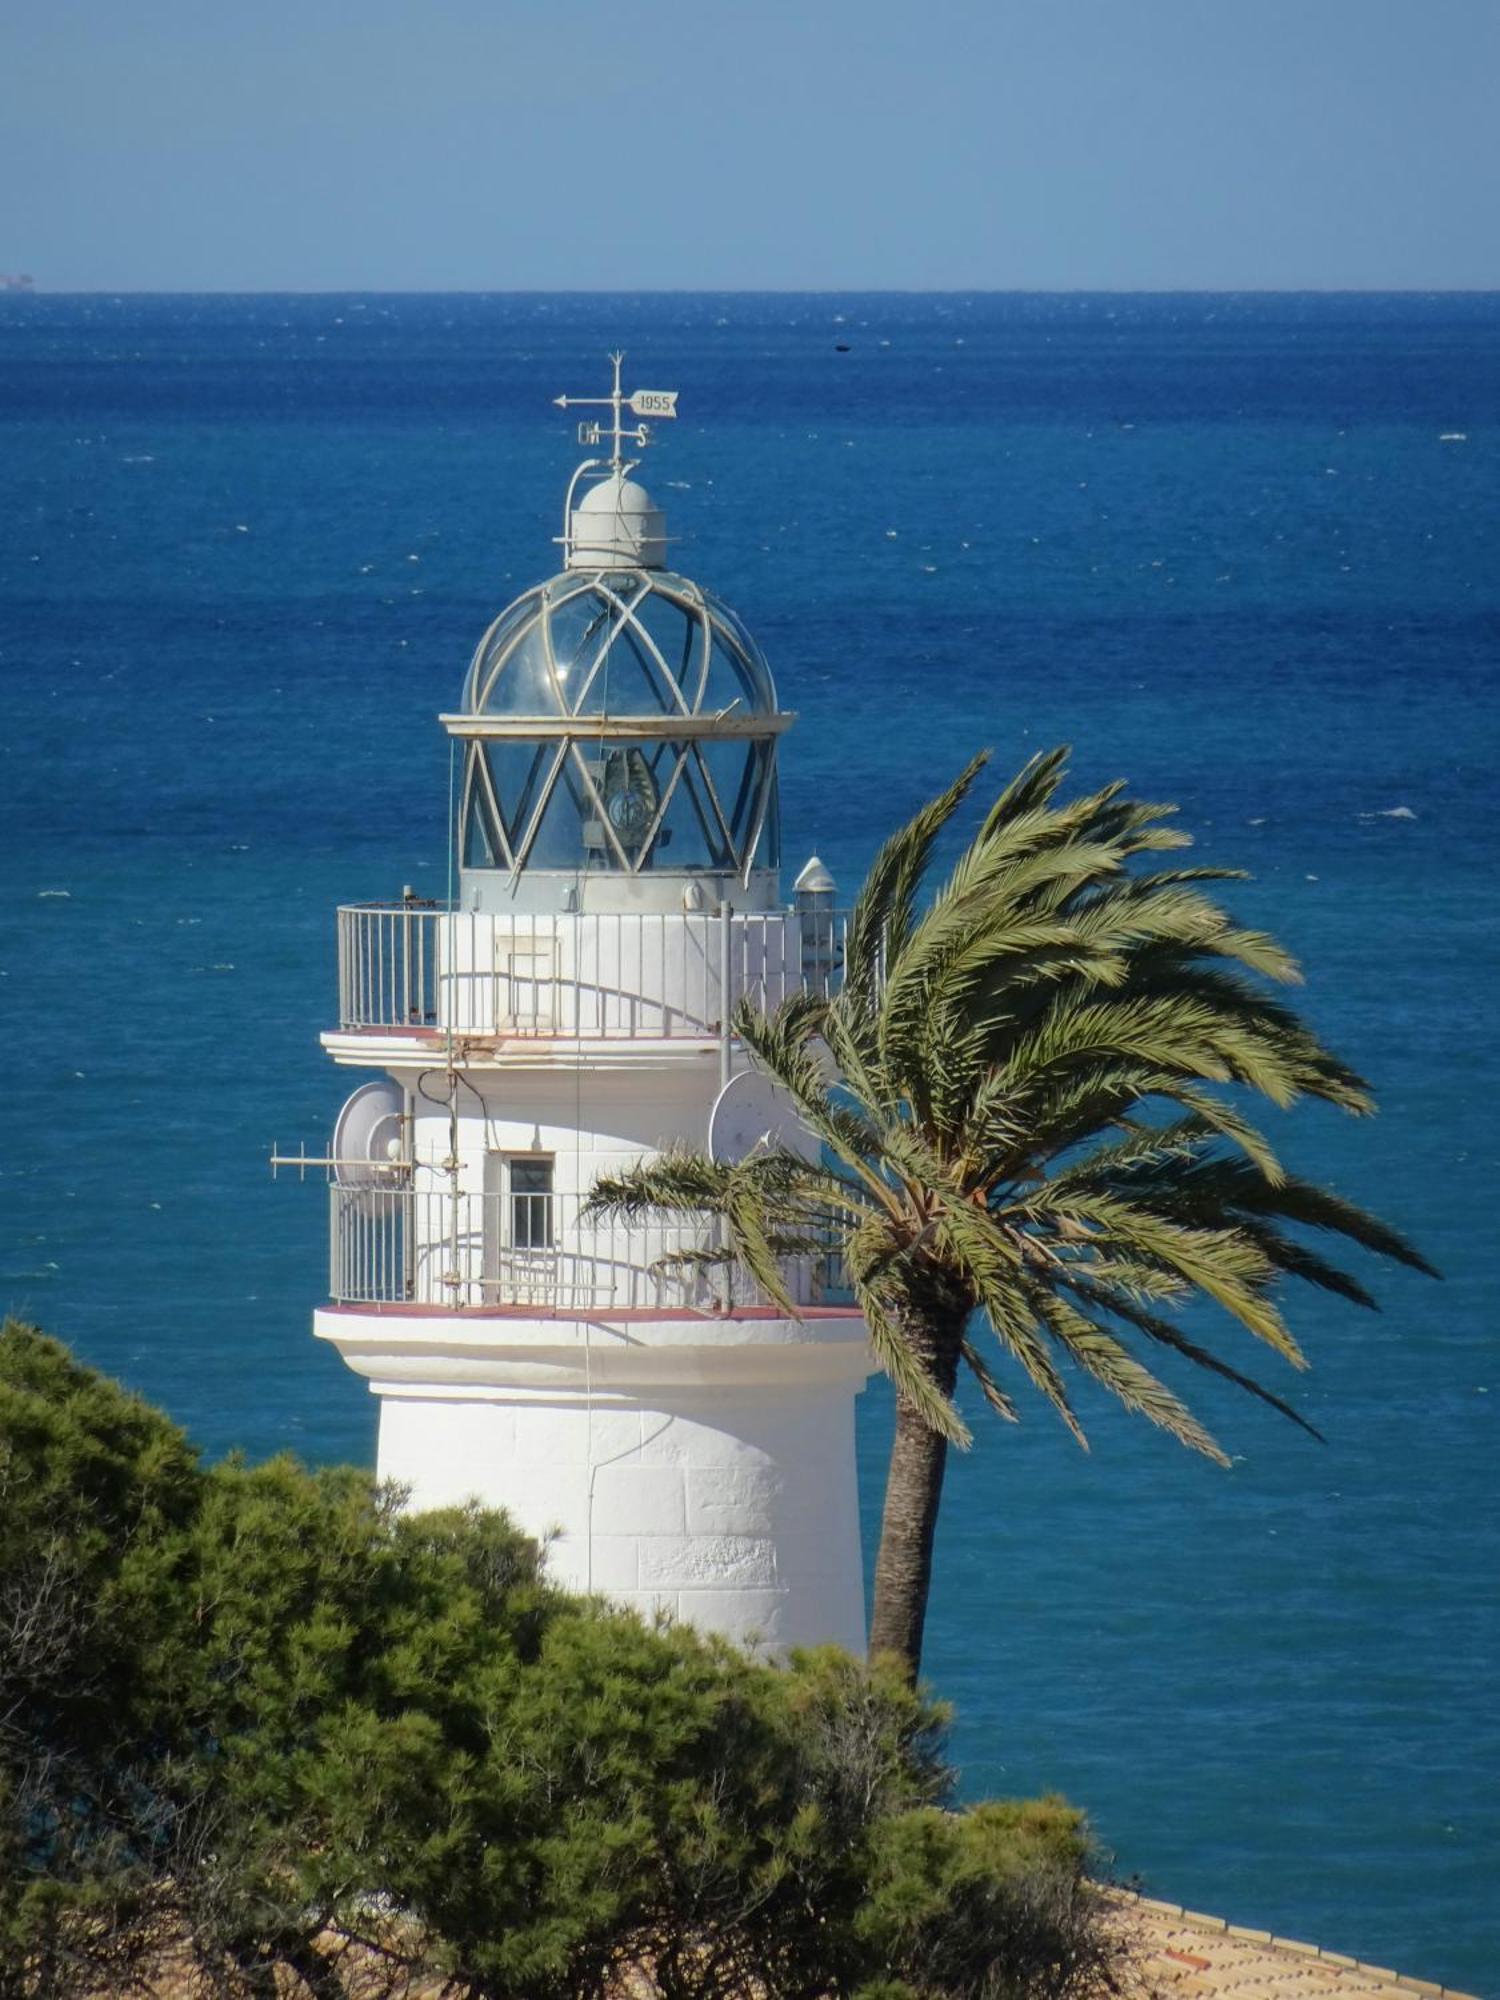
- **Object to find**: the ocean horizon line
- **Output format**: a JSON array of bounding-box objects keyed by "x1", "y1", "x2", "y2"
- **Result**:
[{"x1": 7, "y1": 284, "x2": 1500, "y2": 300}]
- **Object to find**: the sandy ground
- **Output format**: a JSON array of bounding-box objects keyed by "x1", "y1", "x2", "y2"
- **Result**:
[{"x1": 62, "y1": 1893, "x2": 1483, "y2": 1998}]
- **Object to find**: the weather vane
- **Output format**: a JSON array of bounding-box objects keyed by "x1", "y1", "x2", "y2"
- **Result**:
[{"x1": 553, "y1": 351, "x2": 678, "y2": 473}]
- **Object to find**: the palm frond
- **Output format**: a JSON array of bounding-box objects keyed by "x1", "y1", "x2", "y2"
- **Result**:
[
  {"x1": 973, "y1": 744, "x2": 1073, "y2": 840},
  {"x1": 731, "y1": 996, "x2": 901, "y2": 1204},
  {"x1": 1228, "y1": 1222, "x2": 1381, "y2": 1311},
  {"x1": 1044, "y1": 1115, "x2": 1223, "y2": 1185},
  {"x1": 1063, "y1": 1274, "x2": 1325, "y2": 1443},
  {"x1": 1070, "y1": 881, "x2": 1303, "y2": 985},
  {"x1": 1023, "y1": 1283, "x2": 1230, "y2": 1464},
  {"x1": 975, "y1": 1064, "x2": 1286, "y2": 1187},
  {"x1": 1171, "y1": 1163, "x2": 1438, "y2": 1277},
  {"x1": 854, "y1": 1273, "x2": 973, "y2": 1446},
  {"x1": 841, "y1": 750, "x2": 990, "y2": 1007},
  {"x1": 1089, "y1": 1152, "x2": 1436, "y2": 1278},
  {"x1": 959, "y1": 1338, "x2": 1020, "y2": 1423},
  {"x1": 583, "y1": 1152, "x2": 736, "y2": 1223},
  {"x1": 892, "y1": 1184, "x2": 1088, "y2": 1437},
  {"x1": 1015, "y1": 1182, "x2": 1306, "y2": 1365}
]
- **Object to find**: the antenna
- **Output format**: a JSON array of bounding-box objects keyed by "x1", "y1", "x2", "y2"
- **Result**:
[{"x1": 269, "y1": 1080, "x2": 410, "y2": 1213}]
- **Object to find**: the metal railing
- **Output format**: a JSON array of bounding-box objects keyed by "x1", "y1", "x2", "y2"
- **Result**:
[
  {"x1": 335, "y1": 904, "x2": 850, "y2": 1037},
  {"x1": 329, "y1": 1185, "x2": 847, "y2": 1313}
]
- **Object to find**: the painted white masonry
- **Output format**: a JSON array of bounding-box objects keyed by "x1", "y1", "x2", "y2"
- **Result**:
[
  {"x1": 317, "y1": 1314, "x2": 870, "y2": 1653},
  {"x1": 313, "y1": 1058, "x2": 873, "y2": 1653}
]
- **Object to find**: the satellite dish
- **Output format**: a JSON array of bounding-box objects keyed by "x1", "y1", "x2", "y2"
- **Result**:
[
  {"x1": 332, "y1": 1080, "x2": 406, "y2": 1189},
  {"x1": 708, "y1": 1072, "x2": 818, "y2": 1166}
]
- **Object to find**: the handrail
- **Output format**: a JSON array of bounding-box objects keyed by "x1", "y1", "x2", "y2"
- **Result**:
[
  {"x1": 329, "y1": 1185, "x2": 846, "y2": 1313},
  {"x1": 334, "y1": 904, "x2": 849, "y2": 1037}
]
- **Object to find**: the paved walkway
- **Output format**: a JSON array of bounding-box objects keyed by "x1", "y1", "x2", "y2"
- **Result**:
[{"x1": 1115, "y1": 1895, "x2": 1483, "y2": 2000}]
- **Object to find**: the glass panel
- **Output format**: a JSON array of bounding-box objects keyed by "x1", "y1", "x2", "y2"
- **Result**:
[
  {"x1": 598, "y1": 746, "x2": 663, "y2": 859},
  {"x1": 652, "y1": 744, "x2": 730, "y2": 870},
  {"x1": 465, "y1": 580, "x2": 776, "y2": 720},
  {"x1": 571, "y1": 602, "x2": 684, "y2": 715},
  {"x1": 465, "y1": 735, "x2": 778, "y2": 877},
  {"x1": 545, "y1": 572, "x2": 617, "y2": 620},
  {"x1": 629, "y1": 585, "x2": 701, "y2": 706},
  {"x1": 465, "y1": 589, "x2": 545, "y2": 709},
  {"x1": 462, "y1": 749, "x2": 505, "y2": 867},
  {"x1": 545, "y1": 580, "x2": 624, "y2": 709},
  {"x1": 698, "y1": 735, "x2": 753, "y2": 845},
  {"x1": 612, "y1": 624, "x2": 680, "y2": 720},
  {"x1": 486, "y1": 618, "x2": 559, "y2": 716},
  {"x1": 529, "y1": 754, "x2": 603, "y2": 871},
  {"x1": 753, "y1": 743, "x2": 781, "y2": 869},
  {"x1": 701, "y1": 628, "x2": 772, "y2": 715},
  {"x1": 703, "y1": 591, "x2": 777, "y2": 710},
  {"x1": 485, "y1": 740, "x2": 556, "y2": 849}
]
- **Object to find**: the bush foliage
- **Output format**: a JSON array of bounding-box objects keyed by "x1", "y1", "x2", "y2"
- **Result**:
[{"x1": 0, "y1": 1321, "x2": 1116, "y2": 1999}]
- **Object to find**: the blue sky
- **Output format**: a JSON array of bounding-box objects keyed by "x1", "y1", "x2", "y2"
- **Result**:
[{"x1": 3, "y1": 0, "x2": 1497, "y2": 291}]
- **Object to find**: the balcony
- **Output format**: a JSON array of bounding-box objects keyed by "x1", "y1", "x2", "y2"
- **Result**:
[
  {"x1": 329, "y1": 1185, "x2": 847, "y2": 1315},
  {"x1": 335, "y1": 904, "x2": 848, "y2": 1040}
]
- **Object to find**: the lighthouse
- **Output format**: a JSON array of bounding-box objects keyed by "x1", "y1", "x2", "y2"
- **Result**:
[{"x1": 302, "y1": 360, "x2": 873, "y2": 1654}]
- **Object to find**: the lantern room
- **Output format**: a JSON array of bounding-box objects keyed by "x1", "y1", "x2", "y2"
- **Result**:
[
  {"x1": 448, "y1": 562, "x2": 789, "y2": 913},
  {"x1": 445, "y1": 365, "x2": 793, "y2": 916}
]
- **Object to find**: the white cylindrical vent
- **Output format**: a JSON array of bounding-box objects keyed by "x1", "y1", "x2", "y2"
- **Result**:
[{"x1": 567, "y1": 473, "x2": 667, "y2": 569}]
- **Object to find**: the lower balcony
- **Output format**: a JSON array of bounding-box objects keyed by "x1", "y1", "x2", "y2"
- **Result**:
[{"x1": 329, "y1": 1185, "x2": 847, "y2": 1316}]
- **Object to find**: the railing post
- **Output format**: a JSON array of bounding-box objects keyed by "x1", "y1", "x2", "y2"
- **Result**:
[{"x1": 718, "y1": 900, "x2": 732, "y2": 1088}]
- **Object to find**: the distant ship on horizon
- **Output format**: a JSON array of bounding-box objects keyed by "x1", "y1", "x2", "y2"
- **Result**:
[{"x1": 1, "y1": 273, "x2": 35, "y2": 292}]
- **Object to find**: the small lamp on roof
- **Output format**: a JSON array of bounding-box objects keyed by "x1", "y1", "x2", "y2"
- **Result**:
[{"x1": 794, "y1": 856, "x2": 840, "y2": 993}]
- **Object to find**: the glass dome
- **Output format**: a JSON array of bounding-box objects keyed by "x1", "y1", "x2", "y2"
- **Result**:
[
  {"x1": 451, "y1": 570, "x2": 787, "y2": 888},
  {"x1": 462, "y1": 570, "x2": 779, "y2": 721}
]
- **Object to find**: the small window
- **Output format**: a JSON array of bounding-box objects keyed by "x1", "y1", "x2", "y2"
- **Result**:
[{"x1": 508, "y1": 1156, "x2": 553, "y2": 1249}]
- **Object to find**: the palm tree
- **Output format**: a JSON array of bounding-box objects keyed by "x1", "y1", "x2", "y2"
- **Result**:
[{"x1": 585, "y1": 749, "x2": 1435, "y2": 1679}]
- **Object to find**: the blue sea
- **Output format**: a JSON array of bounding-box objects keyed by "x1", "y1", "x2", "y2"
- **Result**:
[{"x1": 2, "y1": 293, "x2": 1496, "y2": 1993}]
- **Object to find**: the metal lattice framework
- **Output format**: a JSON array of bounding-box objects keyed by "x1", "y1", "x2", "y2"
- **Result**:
[{"x1": 447, "y1": 568, "x2": 792, "y2": 880}]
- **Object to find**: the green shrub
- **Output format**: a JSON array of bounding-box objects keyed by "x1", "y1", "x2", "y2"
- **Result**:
[
  {"x1": 852, "y1": 1799, "x2": 1111, "y2": 1999},
  {"x1": 0, "y1": 1321, "x2": 1118, "y2": 2000},
  {"x1": 0, "y1": 1324, "x2": 204, "y2": 1999}
]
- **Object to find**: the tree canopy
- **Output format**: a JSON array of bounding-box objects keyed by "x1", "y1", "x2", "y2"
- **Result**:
[
  {"x1": 586, "y1": 748, "x2": 1436, "y2": 1673},
  {"x1": 1, "y1": 1321, "x2": 1114, "y2": 2000}
]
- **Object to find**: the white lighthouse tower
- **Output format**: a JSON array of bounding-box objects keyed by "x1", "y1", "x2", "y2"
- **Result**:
[{"x1": 303, "y1": 360, "x2": 873, "y2": 1654}]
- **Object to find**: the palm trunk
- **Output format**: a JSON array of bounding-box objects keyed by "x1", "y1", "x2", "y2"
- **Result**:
[{"x1": 867, "y1": 1300, "x2": 964, "y2": 1679}]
